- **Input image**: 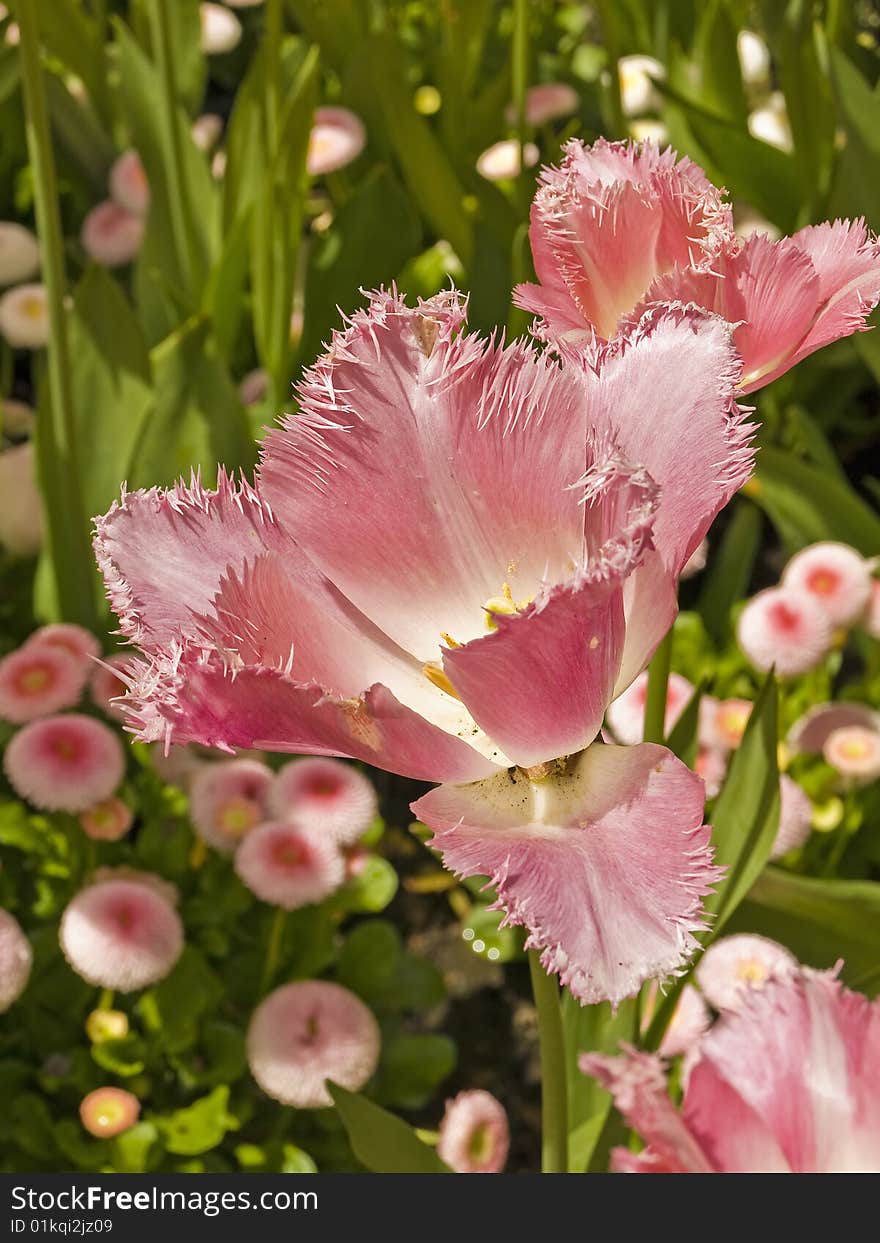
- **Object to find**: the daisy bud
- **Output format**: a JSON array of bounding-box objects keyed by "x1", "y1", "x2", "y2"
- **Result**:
[
  {"x1": 1, "y1": 397, "x2": 35, "y2": 438},
  {"x1": 679, "y1": 538, "x2": 708, "y2": 580},
  {"x1": 85, "y1": 1008, "x2": 129, "y2": 1043},
  {"x1": 605, "y1": 670, "x2": 694, "y2": 746},
  {"x1": 736, "y1": 586, "x2": 833, "y2": 676},
  {"x1": 823, "y1": 726, "x2": 880, "y2": 785},
  {"x1": 89, "y1": 654, "x2": 132, "y2": 718},
  {"x1": 235, "y1": 821, "x2": 345, "y2": 910},
  {"x1": 0, "y1": 441, "x2": 42, "y2": 556},
  {"x1": 238, "y1": 367, "x2": 269, "y2": 406},
  {"x1": 28, "y1": 623, "x2": 101, "y2": 668},
  {"x1": 771, "y1": 775, "x2": 812, "y2": 859},
  {"x1": 79, "y1": 798, "x2": 134, "y2": 842},
  {"x1": 437, "y1": 1090, "x2": 510, "y2": 1174},
  {"x1": 617, "y1": 55, "x2": 664, "y2": 117},
  {"x1": 199, "y1": 3, "x2": 242, "y2": 55},
  {"x1": 307, "y1": 107, "x2": 366, "y2": 177},
  {"x1": 79, "y1": 1087, "x2": 140, "y2": 1138},
  {"x1": 781, "y1": 542, "x2": 873, "y2": 628},
  {"x1": 190, "y1": 113, "x2": 224, "y2": 152},
  {"x1": 60, "y1": 878, "x2": 183, "y2": 992},
  {"x1": 246, "y1": 980, "x2": 380, "y2": 1108},
  {"x1": 0, "y1": 643, "x2": 87, "y2": 723},
  {"x1": 737, "y1": 30, "x2": 771, "y2": 86},
  {"x1": 0, "y1": 221, "x2": 40, "y2": 285},
  {"x1": 696, "y1": 933, "x2": 797, "y2": 1013},
  {"x1": 0, "y1": 909, "x2": 32, "y2": 1012},
  {"x1": 0, "y1": 283, "x2": 49, "y2": 349},
  {"x1": 476, "y1": 139, "x2": 539, "y2": 182},
  {"x1": 505, "y1": 83, "x2": 579, "y2": 128},
  {"x1": 4, "y1": 714, "x2": 125, "y2": 813},
  {"x1": 189, "y1": 758, "x2": 274, "y2": 852},
  {"x1": 748, "y1": 91, "x2": 793, "y2": 152},
  {"x1": 109, "y1": 150, "x2": 150, "y2": 217},
  {"x1": 270, "y1": 757, "x2": 378, "y2": 845},
  {"x1": 81, "y1": 200, "x2": 144, "y2": 268}
]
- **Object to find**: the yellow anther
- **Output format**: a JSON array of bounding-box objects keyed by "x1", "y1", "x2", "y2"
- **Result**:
[
  {"x1": 440, "y1": 631, "x2": 462, "y2": 649},
  {"x1": 423, "y1": 662, "x2": 461, "y2": 700}
]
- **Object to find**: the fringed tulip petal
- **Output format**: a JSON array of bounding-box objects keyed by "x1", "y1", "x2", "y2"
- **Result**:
[{"x1": 414, "y1": 743, "x2": 718, "y2": 1006}]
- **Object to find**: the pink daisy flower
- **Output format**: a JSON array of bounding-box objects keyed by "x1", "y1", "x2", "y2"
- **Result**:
[
  {"x1": 823, "y1": 725, "x2": 880, "y2": 785},
  {"x1": 79, "y1": 1087, "x2": 140, "y2": 1138},
  {"x1": 306, "y1": 107, "x2": 366, "y2": 177},
  {"x1": 700, "y1": 697, "x2": 753, "y2": 752},
  {"x1": 507, "y1": 83, "x2": 579, "y2": 128},
  {"x1": 246, "y1": 980, "x2": 380, "y2": 1108},
  {"x1": 789, "y1": 701, "x2": 880, "y2": 753},
  {"x1": 641, "y1": 981, "x2": 710, "y2": 1060},
  {"x1": 109, "y1": 150, "x2": 150, "y2": 217},
  {"x1": 582, "y1": 968, "x2": 880, "y2": 1172},
  {"x1": 199, "y1": 2, "x2": 241, "y2": 54},
  {"x1": 94, "y1": 288, "x2": 752, "y2": 1007},
  {"x1": 81, "y1": 200, "x2": 144, "y2": 268},
  {"x1": 693, "y1": 745, "x2": 727, "y2": 799},
  {"x1": 696, "y1": 933, "x2": 797, "y2": 1013},
  {"x1": 78, "y1": 798, "x2": 134, "y2": 842},
  {"x1": 437, "y1": 1089, "x2": 510, "y2": 1173},
  {"x1": 59, "y1": 878, "x2": 183, "y2": 992},
  {"x1": 476, "y1": 140, "x2": 539, "y2": 181},
  {"x1": 781, "y1": 542, "x2": 873, "y2": 628},
  {"x1": 28, "y1": 622, "x2": 101, "y2": 668},
  {"x1": 605, "y1": 670, "x2": 694, "y2": 746},
  {"x1": 4, "y1": 714, "x2": 125, "y2": 812},
  {"x1": 0, "y1": 908, "x2": 32, "y2": 1012},
  {"x1": 515, "y1": 138, "x2": 880, "y2": 393},
  {"x1": 234, "y1": 821, "x2": 345, "y2": 909},
  {"x1": 737, "y1": 586, "x2": 833, "y2": 676},
  {"x1": 189, "y1": 758, "x2": 274, "y2": 852},
  {"x1": 89, "y1": 654, "x2": 132, "y2": 718},
  {"x1": 0, "y1": 440, "x2": 42, "y2": 557},
  {"x1": 270, "y1": 757, "x2": 377, "y2": 844},
  {"x1": 771, "y1": 775, "x2": 812, "y2": 859},
  {"x1": 864, "y1": 579, "x2": 880, "y2": 639},
  {"x1": 0, "y1": 642, "x2": 87, "y2": 723}
]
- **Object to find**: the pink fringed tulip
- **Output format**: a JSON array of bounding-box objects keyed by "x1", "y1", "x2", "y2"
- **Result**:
[
  {"x1": 515, "y1": 139, "x2": 880, "y2": 393},
  {"x1": 94, "y1": 288, "x2": 752, "y2": 1006},
  {"x1": 583, "y1": 968, "x2": 880, "y2": 1172}
]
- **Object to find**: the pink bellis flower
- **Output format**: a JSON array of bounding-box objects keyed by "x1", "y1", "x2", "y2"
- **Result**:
[
  {"x1": 93, "y1": 288, "x2": 752, "y2": 1006},
  {"x1": 514, "y1": 138, "x2": 880, "y2": 394},
  {"x1": 582, "y1": 967, "x2": 880, "y2": 1172}
]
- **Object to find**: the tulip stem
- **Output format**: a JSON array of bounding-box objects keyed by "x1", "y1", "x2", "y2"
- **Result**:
[
  {"x1": 643, "y1": 628, "x2": 673, "y2": 744},
  {"x1": 512, "y1": 0, "x2": 529, "y2": 209},
  {"x1": 15, "y1": 0, "x2": 98, "y2": 628},
  {"x1": 528, "y1": 950, "x2": 569, "y2": 1174},
  {"x1": 261, "y1": 908, "x2": 287, "y2": 994},
  {"x1": 146, "y1": 0, "x2": 194, "y2": 298}
]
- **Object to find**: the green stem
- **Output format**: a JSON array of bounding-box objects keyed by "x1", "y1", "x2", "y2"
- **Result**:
[
  {"x1": 261, "y1": 908, "x2": 287, "y2": 994},
  {"x1": 594, "y1": 0, "x2": 625, "y2": 139},
  {"x1": 146, "y1": 0, "x2": 194, "y2": 298},
  {"x1": 15, "y1": 0, "x2": 98, "y2": 628},
  {"x1": 528, "y1": 950, "x2": 569, "y2": 1174},
  {"x1": 511, "y1": 0, "x2": 529, "y2": 210},
  {"x1": 643, "y1": 628, "x2": 673, "y2": 744}
]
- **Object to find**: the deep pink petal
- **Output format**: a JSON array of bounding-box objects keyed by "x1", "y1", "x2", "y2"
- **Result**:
[
  {"x1": 442, "y1": 460, "x2": 657, "y2": 766},
  {"x1": 579, "y1": 1047, "x2": 715, "y2": 1172},
  {"x1": 258, "y1": 288, "x2": 589, "y2": 663},
  {"x1": 685, "y1": 970, "x2": 880, "y2": 1173},
  {"x1": 514, "y1": 139, "x2": 733, "y2": 340},
  {"x1": 124, "y1": 649, "x2": 499, "y2": 783},
  {"x1": 413, "y1": 743, "x2": 719, "y2": 1006}
]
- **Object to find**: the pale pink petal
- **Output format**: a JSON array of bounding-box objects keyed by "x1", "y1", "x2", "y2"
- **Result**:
[
  {"x1": 257, "y1": 288, "x2": 589, "y2": 664},
  {"x1": 789, "y1": 701, "x2": 880, "y2": 753},
  {"x1": 685, "y1": 971, "x2": 880, "y2": 1172},
  {"x1": 442, "y1": 460, "x2": 657, "y2": 765},
  {"x1": 580, "y1": 1047, "x2": 715, "y2": 1172},
  {"x1": 515, "y1": 138, "x2": 733, "y2": 341},
  {"x1": 414, "y1": 743, "x2": 719, "y2": 1006},
  {"x1": 126, "y1": 649, "x2": 499, "y2": 783}
]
